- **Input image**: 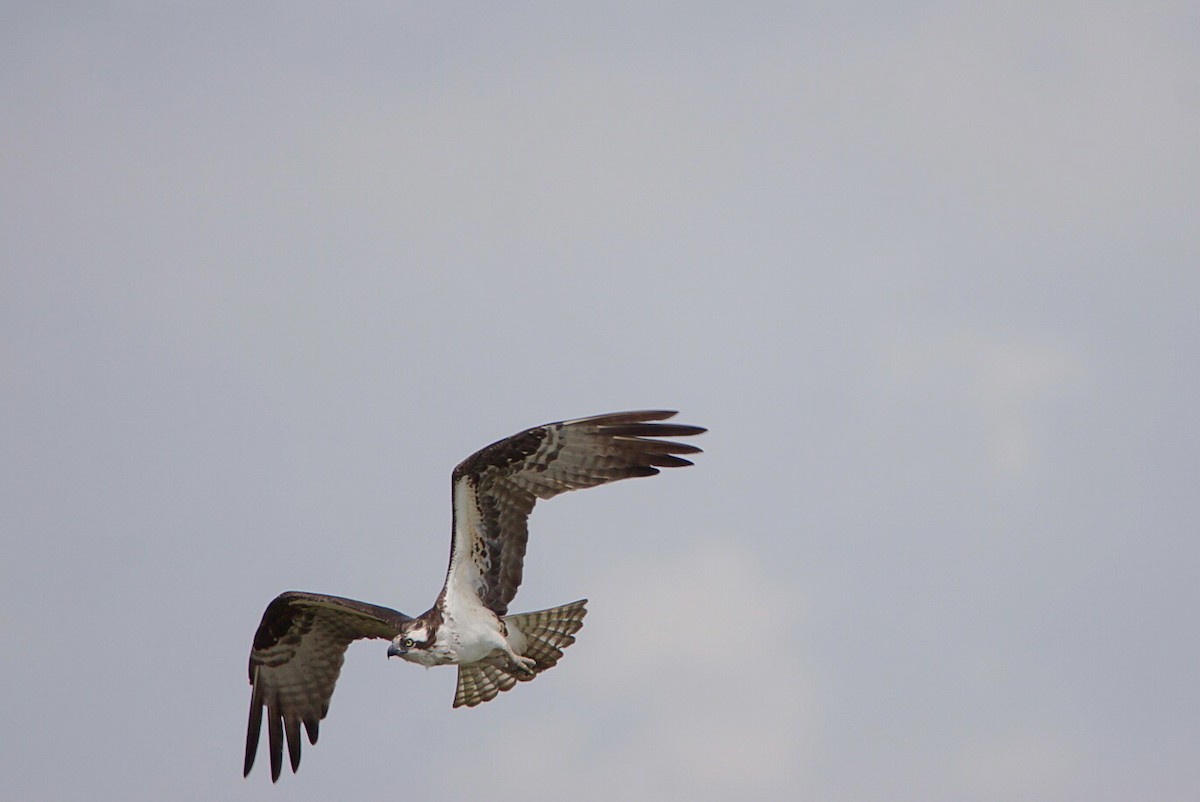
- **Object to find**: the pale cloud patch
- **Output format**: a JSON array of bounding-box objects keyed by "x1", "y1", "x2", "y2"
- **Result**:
[
  {"x1": 464, "y1": 540, "x2": 816, "y2": 800},
  {"x1": 974, "y1": 339, "x2": 1082, "y2": 476},
  {"x1": 880, "y1": 333, "x2": 1083, "y2": 478},
  {"x1": 949, "y1": 728, "x2": 1082, "y2": 801}
]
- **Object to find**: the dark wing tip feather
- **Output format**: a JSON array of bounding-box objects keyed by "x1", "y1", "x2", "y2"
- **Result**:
[
  {"x1": 600, "y1": 422, "x2": 707, "y2": 439},
  {"x1": 268, "y1": 709, "x2": 283, "y2": 782},
  {"x1": 626, "y1": 439, "x2": 703, "y2": 454},
  {"x1": 646, "y1": 453, "x2": 695, "y2": 468},
  {"x1": 243, "y1": 676, "x2": 263, "y2": 778},
  {"x1": 578, "y1": 409, "x2": 679, "y2": 424},
  {"x1": 286, "y1": 717, "x2": 303, "y2": 773}
]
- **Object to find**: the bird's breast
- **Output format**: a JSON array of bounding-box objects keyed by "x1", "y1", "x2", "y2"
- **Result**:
[{"x1": 437, "y1": 603, "x2": 509, "y2": 665}]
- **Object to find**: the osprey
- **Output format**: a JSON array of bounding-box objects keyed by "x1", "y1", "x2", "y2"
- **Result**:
[{"x1": 243, "y1": 410, "x2": 704, "y2": 781}]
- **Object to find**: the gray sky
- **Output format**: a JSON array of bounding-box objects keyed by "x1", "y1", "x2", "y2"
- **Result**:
[{"x1": 2, "y1": 3, "x2": 1197, "y2": 800}]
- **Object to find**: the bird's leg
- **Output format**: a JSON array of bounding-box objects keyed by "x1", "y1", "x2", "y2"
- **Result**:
[
  {"x1": 498, "y1": 641, "x2": 536, "y2": 676},
  {"x1": 511, "y1": 654, "x2": 536, "y2": 676},
  {"x1": 495, "y1": 618, "x2": 536, "y2": 676}
]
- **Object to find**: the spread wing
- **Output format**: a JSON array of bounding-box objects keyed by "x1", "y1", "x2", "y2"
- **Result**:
[
  {"x1": 442, "y1": 410, "x2": 705, "y2": 616},
  {"x1": 243, "y1": 591, "x2": 411, "y2": 782}
]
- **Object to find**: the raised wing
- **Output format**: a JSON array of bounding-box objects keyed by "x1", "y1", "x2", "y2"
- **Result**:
[
  {"x1": 244, "y1": 591, "x2": 411, "y2": 782},
  {"x1": 443, "y1": 410, "x2": 705, "y2": 616}
]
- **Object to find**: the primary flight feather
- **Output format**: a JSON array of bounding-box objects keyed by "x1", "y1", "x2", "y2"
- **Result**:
[{"x1": 243, "y1": 410, "x2": 705, "y2": 781}]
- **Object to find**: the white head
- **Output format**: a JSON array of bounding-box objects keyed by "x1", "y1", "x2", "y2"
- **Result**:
[{"x1": 387, "y1": 621, "x2": 433, "y2": 664}]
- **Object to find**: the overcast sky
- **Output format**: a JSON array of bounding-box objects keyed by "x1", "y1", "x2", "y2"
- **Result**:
[{"x1": 2, "y1": 3, "x2": 1197, "y2": 800}]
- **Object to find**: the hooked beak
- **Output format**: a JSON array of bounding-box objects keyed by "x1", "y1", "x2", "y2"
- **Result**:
[{"x1": 387, "y1": 643, "x2": 404, "y2": 659}]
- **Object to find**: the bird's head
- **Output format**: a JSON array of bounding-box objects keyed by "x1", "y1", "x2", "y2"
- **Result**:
[{"x1": 387, "y1": 621, "x2": 431, "y2": 662}]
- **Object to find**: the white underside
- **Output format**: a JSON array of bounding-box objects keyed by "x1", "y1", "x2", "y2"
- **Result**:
[{"x1": 401, "y1": 595, "x2": 524, "y2": 668}]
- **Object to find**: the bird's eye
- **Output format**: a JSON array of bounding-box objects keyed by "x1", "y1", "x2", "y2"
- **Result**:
[{"x1": 402, "y1": 638, "x2": 415, "y2": 648}]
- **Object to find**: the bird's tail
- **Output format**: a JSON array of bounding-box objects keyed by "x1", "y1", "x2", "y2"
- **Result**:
[
  {"x1": 453, "y1": 599, "x2": 587, "y2": 708},
  {"x1": 506, "y1": 599, "x2": 588, "y2": 672}
]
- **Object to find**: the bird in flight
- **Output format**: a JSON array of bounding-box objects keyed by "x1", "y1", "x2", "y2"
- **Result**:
[{"x1": 243, "y1": 410, "x2": 705, "y2": 781}]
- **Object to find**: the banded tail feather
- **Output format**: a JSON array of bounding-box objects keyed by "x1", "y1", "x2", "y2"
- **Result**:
[{"x1": 453, "y1": 599, "x2": 588, "y2": 708}]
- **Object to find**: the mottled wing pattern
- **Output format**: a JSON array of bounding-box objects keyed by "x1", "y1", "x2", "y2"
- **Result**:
[
  {"x1": 444, "y1": 411, "x2": 705, "y2": 616},
  {"x1": 244, "y1": 592, "x2": 411, "y2": 782},
  {"x1": 454, "y1": 600, "x2": 588, "y2": 708}
]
